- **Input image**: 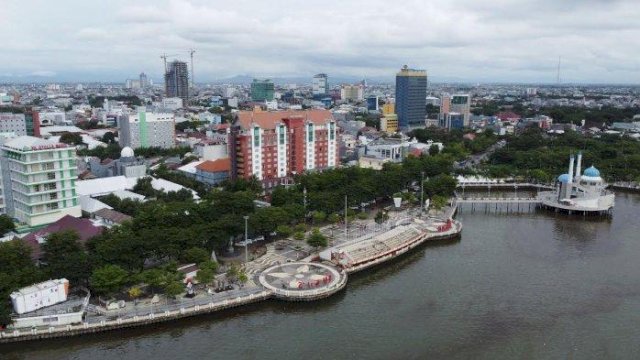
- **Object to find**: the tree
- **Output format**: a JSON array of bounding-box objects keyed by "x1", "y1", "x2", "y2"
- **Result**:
[
  {"x1": 41, "y1": 230, "x2": 91, "y2": 285},
  {"x1": 163, "y1": 280, "x2": 184, "y2": 299},
  {"x1": 59, "y1": 132, "x2": 84, "y2": 145},
  {"x1": 328, "y1": 213, "x2": 341, "y2": 225},
  {"x1": 238, "y1": 270, "x2": 248, "y2": 287},
  {"x1": 428, "y1": 145, "x2": 440, "y2": 156},
  {"x1": 293, "y1": 231, "x2": 305, "y2": 241},
  {"x1": 133, "y1": 177, "x2": 156, "y2": 197},
  {"x1": 312, "y1": 211, "x2": 327, "y2": 224},
  {"x1": 431, "y1": 195, "x2": 448, "y2": 210},
  {"x1": 181, "y1": 247, "x2": 210, "y2": 264},
  {"x1": 90, "y1": 265, "x2": 128, "y2": 295},
  {"x1": 276, "y1": 225, "x2": 292, "y2": 238},
  {"x1": 307, "y1": 228, "x2": 328, "y2": 248},
  {"x1": 128, "y1": 286, "x2": 142, "y2": 301},
  {"x1": 0, "y1": 215, "x2": 15, "y2": 236},
  {"x1": 101, "y1": 131, "x2": 116, "y2": 144},
  {"x1": 195, "y1": 267, "x2": 214, "y2": 285},
  {"x1": 374, "y1": 210, "x2": 389, "y2": 224},
  {"x1": 423, "y1": 174, "x2": 457, "y2": 198}
]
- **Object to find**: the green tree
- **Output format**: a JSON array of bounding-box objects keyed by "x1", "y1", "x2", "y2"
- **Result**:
[
  {"x1": 276, "y1": 225, "x2": 292, "y2": 238},
  {"x1": 90, "y1": 265, "x2": 128, "y2": 295},
  {"x1": 293, "y1": 231, "x2": 305, "y2": 241},
  {"x1": 312, "y1": 211, "x2": 327, "y2": 224},
  {"x1": 328, "y1": 213, "x2": 341, "y2": 224},
  {"x1": 195, "y1": 267, "x2": 214, "y2": 284},
  {"x1": 374, "y1": 210, "x2": 389, "y2": 224},
  {"x1": 307, "y1": 228, "x2": 328, "y2": 248},
  {"x1": 163, "y1": 280, "x2": 184, "y2": 299},
  {"x1": 431, "y1": 195, "x2": 448, "y2": 210},
  {"x1": 101, "y1": 131, "x2": 116, "y2": 144},
  {"x1": 181, "y1": 247, "x2": 210, "y2": 264},
  {"x1": 41, "y1": 230, "x2": 91, "y2": 285},
  {"x1": 0, "y1": 214, "x2": 15, "y2": 235},
  {"x1": 128, "y1": 286, "x2": 143, "y2": 301},
  {"x1": 423, "y1": 174, "x2": 457, "y2": 198},
  {"x1": 59, "y1": 132, "x2": 84, "y2": 145}
]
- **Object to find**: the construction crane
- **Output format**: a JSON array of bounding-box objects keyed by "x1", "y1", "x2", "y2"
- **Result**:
[
  {"x1": 160, "y1": 53, "x2": 181, "y2": 74},
  {"x1": 189, "y1": 49, "x2": 196, "y2": 88}
]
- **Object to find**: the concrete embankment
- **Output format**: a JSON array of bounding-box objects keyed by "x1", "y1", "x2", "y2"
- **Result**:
[{"x1": 0, "y1": 290, "x2": 272, "y2": 344}]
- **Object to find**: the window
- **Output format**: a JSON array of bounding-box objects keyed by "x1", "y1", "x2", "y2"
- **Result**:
[
  {"x1": 47, "y1": 172, "x2": 56, "y2": 180},
  {"x1": 279, "y1": 125, "x2": 286, "y2": 145},
  {"x1": 253, "y1": 127, "x2": 260, "y2": 147},
  {"x1": 329, "y1": 122, "x2": 335, "y2": 141},
  {"x1": 308, "y1": 124, "x2": 314, "y2": 142}
]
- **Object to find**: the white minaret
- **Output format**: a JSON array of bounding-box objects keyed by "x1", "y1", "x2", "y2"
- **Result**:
[
  {"x1": 568, "y1": 154, "x2": 575, "y2": 183},
  {"x1": 575, "y1": 151, "x2": 582, "y2": 182}
]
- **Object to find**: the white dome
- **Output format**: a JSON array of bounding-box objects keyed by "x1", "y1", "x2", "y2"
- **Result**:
[{"x1": 121, "y1": 146, "x2": 135, "y2": 158}]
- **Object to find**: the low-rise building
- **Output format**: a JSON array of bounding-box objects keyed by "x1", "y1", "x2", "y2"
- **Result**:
[{"x1": 195, "y1": 158, "x2": 231, "y2": 185}]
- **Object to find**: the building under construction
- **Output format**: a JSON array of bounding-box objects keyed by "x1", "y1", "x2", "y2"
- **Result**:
[{"x1": 164, "y1": 60, "x2": 189, "y2": 103}]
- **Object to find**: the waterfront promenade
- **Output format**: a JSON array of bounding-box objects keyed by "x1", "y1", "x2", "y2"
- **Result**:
[{"x1": 0, "y1": 204, "x2": 461, "y2": 344}]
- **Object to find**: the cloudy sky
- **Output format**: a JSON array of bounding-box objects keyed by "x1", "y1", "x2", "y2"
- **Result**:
[{"x1": 1, "y1": 0, "x2": 639, "y2": 83}]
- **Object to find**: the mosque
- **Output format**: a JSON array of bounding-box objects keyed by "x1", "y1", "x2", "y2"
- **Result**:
[{"x1": 537, "y1": 152, "x2": 615, "y2": 215}]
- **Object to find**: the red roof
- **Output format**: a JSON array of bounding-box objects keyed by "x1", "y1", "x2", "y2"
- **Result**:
[
  {"x1": 236, "y1": 109, "x2": 333, "y2": 130},
  {"x1": 196, "y1": 158, "x2": 231, "y2": 173},
  {"x1": 496, "y1": 111, "x2": 520, "y2": 121},
  {"x1": 22, "y1": 215, "x2": 104, "y2": 260}
]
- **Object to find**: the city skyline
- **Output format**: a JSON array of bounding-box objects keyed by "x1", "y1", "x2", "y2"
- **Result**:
[{"x1": 2, "y1": 0, "x2": 640, "y2": 84}]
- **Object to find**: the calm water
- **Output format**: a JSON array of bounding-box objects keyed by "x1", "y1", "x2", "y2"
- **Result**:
[{"x1": 5, "y1": 192, "x2": 640, "y2": 360}]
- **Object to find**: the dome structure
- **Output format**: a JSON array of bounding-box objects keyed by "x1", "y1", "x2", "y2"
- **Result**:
[
  {"x1": 121, "y1": 146, "x2": 135, "y2": 158},
  {"x1": 583, "y1": 166, "x2": 600, "y2": 178},
  {"x1": 557, "y1": 174, "x2": 571, "y2": 183}
]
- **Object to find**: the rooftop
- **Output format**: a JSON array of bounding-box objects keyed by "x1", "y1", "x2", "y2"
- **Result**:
[
  {"x1": 196, "y1": 158, "x2": 231, "y2": 173},
  {"x1": 236, "y1": 109, "x2": 334, "y2": 130},
  {"x1": 2, "y1": 136, "x2": 70, "y2": 152}
]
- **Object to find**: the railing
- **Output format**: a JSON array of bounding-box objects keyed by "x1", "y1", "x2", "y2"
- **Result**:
[{"x1": 0, "y1": 288, "x2": 271, "y2": 341}]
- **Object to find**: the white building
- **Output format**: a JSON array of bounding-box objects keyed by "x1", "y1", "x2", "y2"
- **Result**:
[
  {"x1": 313, "y1": 73, "x2": 328, "y2": 95},
  {"x1": 340, "y1": 85, "x2": 364, "y2": 102},
  {"x1": 10, "y1": 278, "x2": 69, "y2": 315},
  {"x1": 1, "y1": 136, "x2": 82, "y2": 226},
  {"x1": 161, "y1": 97, "x2": 184, "y2": 111},
  {"x1": 118, "y1": 110, "x2": 175, "y2": 149},
  {"x1": 38, "y1": 111, "x2": 67, "y2": 127},
  {"x1": 0, "y1": 113, "x2": 27, "y2": 135}
]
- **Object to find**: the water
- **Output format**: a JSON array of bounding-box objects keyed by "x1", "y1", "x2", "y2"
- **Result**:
[{"x1": 4, "y1": 193, "x2": 640, "y2": 360}]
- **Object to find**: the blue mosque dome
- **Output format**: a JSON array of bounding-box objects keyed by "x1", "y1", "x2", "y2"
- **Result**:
[
  {"x1": 583, "y1": 166, "x2": 600, "y2": 177},
  {"x1": 557, "y1": 174, "x2": 571, "y2": 183}
]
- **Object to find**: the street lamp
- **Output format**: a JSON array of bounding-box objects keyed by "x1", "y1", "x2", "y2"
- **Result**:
[
  {"x1": 420, "y1": 171, "x2": 425, "y2": 216},
  {"x1": 243, "y1": 215, "x2": 249, "y2": 263}
]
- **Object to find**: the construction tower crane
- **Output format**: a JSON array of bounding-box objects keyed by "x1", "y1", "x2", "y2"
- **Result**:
[
  {"x1": 189, "y1": 49, "x2": 196, "y2": 88},
  {"x1": 160, "y1": 53, "x2": 181, "y2": 73}
]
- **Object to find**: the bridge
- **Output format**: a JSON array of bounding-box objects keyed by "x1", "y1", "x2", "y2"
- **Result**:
[
  {"x1": 456, "y1": 197, "x2": 540, "y2": 204},
  {"x1": 457, "y1": 182, "x2": 554, "y2": 190}
]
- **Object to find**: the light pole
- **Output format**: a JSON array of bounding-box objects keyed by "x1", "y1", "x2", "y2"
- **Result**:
[
  {"x1": 243, "y1": 215, "x2": 249, "y2": 263},
  {"x1": 420, "y1": 171, "x2": 425, "y2": 216}
]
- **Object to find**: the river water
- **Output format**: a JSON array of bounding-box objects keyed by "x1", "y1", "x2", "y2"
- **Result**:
[{"x1": 4, "y1": 192, "x2": 640, "y2": 360}]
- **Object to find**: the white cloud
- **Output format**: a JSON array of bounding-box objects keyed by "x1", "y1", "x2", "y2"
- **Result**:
[{"x1": 1, "y1": 0, "x2": 640, "y2": 83}]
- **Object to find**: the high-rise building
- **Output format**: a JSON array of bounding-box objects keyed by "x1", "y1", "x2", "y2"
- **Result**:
[
  {"x1": 119, "y1": 110, "x2": 175, "y2": 149},
  {"x1": 312, "y1": 73, "x2": 328, "y2": 96},
  {"x1": 0, "y1": 111, "x2": 40, "y2": 137},
  {"x1": 251, "y1": 79, "x2": 275, "y2": 101},
  {"x1": 395, "y1": 65, "x2": 427, "y2": 128},
  {"x1": 139, "y1": 72, "x2": 149, "y2": 88},
  {"x1": 0, "y1": 136, "x2": 81, "y2": 226},
  {"x1": 165, "y1": 61, "x2": 189, "y2": 103},
  {"x1": 230, "y1": 109, "x2": 338, "y2": 187},
  {"x1": 340, "y1": 85, "x2": 364, "y2": 102},
  {"x1": 450, "y1": 94, "x2": 471, "y2": 127}
]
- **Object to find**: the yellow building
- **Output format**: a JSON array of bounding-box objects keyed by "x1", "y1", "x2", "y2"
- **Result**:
[
  {"x1": 380, "y1": 114, "x2": 398, "y2": 133},
  {"x1": 382, "y1": 103, "x2": 395, "y2": 115}
]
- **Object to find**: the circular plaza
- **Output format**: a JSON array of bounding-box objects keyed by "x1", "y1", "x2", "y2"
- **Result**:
[{"x1": 258, "y1": 262, "x2": 347, "y2": 301}]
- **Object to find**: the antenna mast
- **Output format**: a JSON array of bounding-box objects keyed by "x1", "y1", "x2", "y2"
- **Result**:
[
  {"x1": 556, "y1": 56, "x2": 561, "y2": 84},
  {"x1": 189, "y1": 49, "x2": 196, "y2": 88}
]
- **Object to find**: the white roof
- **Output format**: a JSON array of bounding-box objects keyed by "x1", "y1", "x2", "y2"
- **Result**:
[
  {"x1": 2, "y1": 136, "x2": 68, "y2": 151},
  {"x1": 39, "y1": 125, "x2": 84, "y2": 135},
  {"x1": 79, "y1": 195, "x2": 113, "y2": 213},
  {"x1": 177, "y1": 160, "x2": 205, "y2": 175},
  {"x1": 76, "y1": 176, "x2": 133, "y2": 197},
  {"x1": 112, "y1": 190, "x2": 146, "y2": 201},
  {"x1": 77, "y1": 175, "x2": 199, "y2": 200},
  {"x1": 11, "y1": 279, "x2": 68, "y2": 298}
]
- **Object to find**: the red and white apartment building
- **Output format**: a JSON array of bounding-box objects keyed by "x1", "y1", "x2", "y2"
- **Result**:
[{"x1": 230, "y1": 109, "x2": 339, "y2": 187}]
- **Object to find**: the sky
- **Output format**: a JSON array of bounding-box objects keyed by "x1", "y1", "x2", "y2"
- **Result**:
[{"x1": 1, "y1": 0, "x2": 639, "y2": 84}]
